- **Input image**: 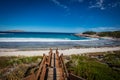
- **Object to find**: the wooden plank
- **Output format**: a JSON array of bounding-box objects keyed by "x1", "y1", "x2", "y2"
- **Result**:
[
  {"x1": 39, "y1": 64, "x2": 47, "y2": 80},
  {"x1": 47, "y1": 53, "x2": 54, "y2": 80},
  {"x1": 23, "y1": 49, "x2": 86, "y2": 80},
  {"x1": 36, "y1": 54, "x2": 47, "y2": 80},
  {"x1": 47, "y1": 68, "x2": 54, "y2": 80}
]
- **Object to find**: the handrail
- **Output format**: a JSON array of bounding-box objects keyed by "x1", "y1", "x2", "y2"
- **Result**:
[
  {"x1": 23, "y1": 54, "x2": 47, "y2": 80},
  {"x1": 39, "y1": 64, "x2": 47, "y2": 80},
  {"x1": 23, "y1": 49, "x2": 86, "y2": 80},
  {"x1": 59, "y1": 54, "x2": 69, "y2": 79},
  {"x1": 36, "y1": 54, "x2": 47, "y2": 80},
  {"x1": 56, "y1": 49, "x2": 65, "y2": 80},
  {"x1": 48, "y1": 50, "x2": 52, "y2": 66}
]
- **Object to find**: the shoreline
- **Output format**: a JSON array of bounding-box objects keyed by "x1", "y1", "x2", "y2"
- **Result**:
[{"x1": 0, "y1": 46, "x2": 120, "y2": 56}]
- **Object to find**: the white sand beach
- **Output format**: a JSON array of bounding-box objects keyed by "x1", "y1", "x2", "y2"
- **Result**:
[{"x1": 0, "y1": 47, "x2": 120, "y2": 56}]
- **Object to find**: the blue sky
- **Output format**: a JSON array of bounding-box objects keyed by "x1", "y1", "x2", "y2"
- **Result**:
[{"x1": 0, "y1": 0, "x2": 120, "y2": 33}]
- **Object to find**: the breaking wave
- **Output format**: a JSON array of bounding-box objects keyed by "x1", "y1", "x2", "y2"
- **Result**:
[{"x1": 0, "y1": 38, "x2": 99, "y2": 42}]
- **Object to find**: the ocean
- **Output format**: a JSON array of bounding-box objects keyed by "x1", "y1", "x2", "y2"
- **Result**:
[
  {"x1": 0, "y1": 32, "x2": 120, "y2": 48},
  {"x1": 0, "y1": 32, "x2": 95, "y2": 41}
]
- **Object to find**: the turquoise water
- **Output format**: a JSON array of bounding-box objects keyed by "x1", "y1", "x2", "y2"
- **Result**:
[
  {"x1": 0, "y1": 32, "x2": 120, "y2": 48},
  {"x1": 0, "y1": 32, "x2": 93, "y2": 41}
]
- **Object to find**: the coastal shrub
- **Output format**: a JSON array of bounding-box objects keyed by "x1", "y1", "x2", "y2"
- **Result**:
[
  {"x1": 0, "y1": 56, "x2": 42, "y2": 68},
  {"x1": 67, "y1": 55, "x2": 120, "y2": 80},
  {"x1": 5, "y1": 65, "x2": 28, "y2": 80},
  {"x1": 82, "y1": 30, "x2": 120, "y2": 38},
  {"x1": 0, "y1": 56, "x2": 42, "y2": 80},
  {"x1": 98, "y1": 31, "x2": 120, "y2": 38},
  {"x1": 83, "y1": 31, "x2": 96, "y2": 35},
  {"x1": 103, "y1": 52, "x2": 120, "y2": 67},
  {"x1": 0, "y1": 56, "x2": 17, "y2": 68}
]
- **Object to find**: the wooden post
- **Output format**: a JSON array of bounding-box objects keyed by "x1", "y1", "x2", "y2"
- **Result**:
[
  {"x1": 60, "y1": 54, "x2": 69, "y2": 79},
  {"x1": 48, "y1": 50, "x2": 52, "y2": 66},
  {"x1": 39, "y1": 64, "x2": 47, "y2": 80},
  {"x1": 36, "y1": 55, "x2": 46, "y2": 80}
]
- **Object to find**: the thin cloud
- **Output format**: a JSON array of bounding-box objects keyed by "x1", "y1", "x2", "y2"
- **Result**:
[
  {"x1": 51, "y1": 0, "x2": 69, "y2": 10},
  {"x1": 111, "y1": 2, "x2": 120, "y2": 8},
  {"x1": 89, "y1": 0, "x2": 120, "y2": 10},
  {"x1": 70, "y1": 0, "x2": 84, "y2": 3},
  {"x1": 89, "y1": 0, "x2": 105, "y2": 10},
  {"x1": 51, "y1": 0, "x2": 70, "y2": 16},
  {"x1": 91, "y1": 27, "x2": 120, "y2": 32}
]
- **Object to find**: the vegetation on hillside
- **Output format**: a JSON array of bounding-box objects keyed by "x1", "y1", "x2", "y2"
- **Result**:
[
  {"x1": 98, "y1": 31, "x2": 120, "y2": 38},
  {"x1": 83, "y1": 31, "x2": 96, "y2": 35},
  {"x1": 82, "y1": 31, "x2": 120, "y2": 38},
  {"x1": 103, "y1": 51, "x2": 120, "y2": 68},
  {"x1": 66, "y1": 51, "x2": 120, "y2": 80},
  {"x1": 0, "y1": 56, "x2": 42, "y2": 69},
  {"x1": 0, "y1": 56, "x2": 42, "y2": 80}
]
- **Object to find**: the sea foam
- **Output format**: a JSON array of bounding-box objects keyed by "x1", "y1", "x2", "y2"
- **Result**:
[{"x1": 0, "y1": 38, "x2": 99, "y2": 42}]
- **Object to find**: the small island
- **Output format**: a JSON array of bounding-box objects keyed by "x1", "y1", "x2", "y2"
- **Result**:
[{"x1": 5, "y1": 30, "x2": 25, "y2": 32}]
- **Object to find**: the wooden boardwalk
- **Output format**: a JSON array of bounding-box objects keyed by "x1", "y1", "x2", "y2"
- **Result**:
[{"x1": 23, "y1": 49, "x2": 86, "y2": 80}]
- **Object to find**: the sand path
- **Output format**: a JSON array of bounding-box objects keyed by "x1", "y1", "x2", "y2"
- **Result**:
[{"x1": 0, "y1": 47, "x2": 120, "y2": 56}]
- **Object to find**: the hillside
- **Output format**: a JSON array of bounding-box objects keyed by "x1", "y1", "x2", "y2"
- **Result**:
[
  {"x1": 76, "y1": 31, "x2": 120, "y2": 38},
  {"x1": 6, "y1": 30, "x2": 25, "y2": 32}
]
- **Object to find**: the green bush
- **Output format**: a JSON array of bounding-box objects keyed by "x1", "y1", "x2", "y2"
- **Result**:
[
  {"x1": 103, "y1": 52, "x2": 120, "y2": 67},
  {"x1": 67, "y1": 55, "x2": 120, "y2": 80},
  {"x1": 0, "y1": 56, "x2": 42, "y2": 68},
  {"x1": 83, "y1": 31, "x2": 96, "y2": 35},
  {"x1": 82, "y1": 30, "x2": 120, "y2": 38},
  {"x1": 98, "y1": 31, "x2": 120, "y2": 38}
]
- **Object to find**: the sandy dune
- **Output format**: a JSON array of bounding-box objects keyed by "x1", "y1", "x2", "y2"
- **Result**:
[{"x1": 0, "y1": 47, "x2": 120, "y2": 56}]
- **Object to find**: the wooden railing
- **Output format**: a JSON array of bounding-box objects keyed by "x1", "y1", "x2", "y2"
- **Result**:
[
  {"x1": 59, "y1": 54, "x2": 69, "y2": 80},
  {"x1": 56, "y1": 49, "x2": 86, "y2": 80},
  {"x1": 36, "y1": 54, "x2": 47, "y2": 80},
  {"x1": 48, "y1": 48, "x2": 52, "y2": 66},
  {"x1": 23, "y1": 49, "x2": 52, "y2": 80},
  {"x1": 23, "y1": 49, "x2": 86, "y2": 80},
  {"x1": 23, "y1": 54, "x2": 47, "y2": 80},
  {"x1": 56, "y1": 49, "x2": 65, "y2": 80}
]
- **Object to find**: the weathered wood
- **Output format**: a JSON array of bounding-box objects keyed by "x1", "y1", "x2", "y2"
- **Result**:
[
  {"x1": 56, "y1": 51, "x2": 64, "y2": 80},
  {"x1": 48, "y1": 50, "x2": 52, "y2": 66},
  {"x1": 47, "y1": 53, "x2": 54, "y2": 80},
  {"x1": 23, "y1": 49, "x2": 86, "y2": 80},
  {"x1": 60, "y1": 54, "x2": 69, "y2": 79},
  {"x1": 36, "y1": 54, "x2": 47, "y2": 80},
  {"x1": 39, "y1": 64, "x2": 47, "y2": 80}
]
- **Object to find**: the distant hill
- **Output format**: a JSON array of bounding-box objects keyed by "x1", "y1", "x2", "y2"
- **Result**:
[
  {"x1": 81, "y1": 31, "x2": 120, "y2": 38},
  {"x1": 2, "y1": 30, "x2": 25, "y2": 32},
  {"x1": 97, "y1": 31, "x2": 120, "y2": 38}
]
